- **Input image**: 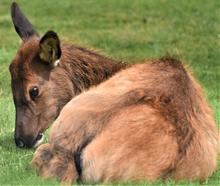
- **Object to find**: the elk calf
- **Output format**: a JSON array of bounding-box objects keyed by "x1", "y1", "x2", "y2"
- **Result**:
[{"x1": 32, "y1": 58, "x2": 219, "y2": 183}]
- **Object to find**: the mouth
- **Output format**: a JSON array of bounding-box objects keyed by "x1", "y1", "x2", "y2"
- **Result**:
[{"x1": 34, "y1": 133, "x2": 44, "y2": 148}]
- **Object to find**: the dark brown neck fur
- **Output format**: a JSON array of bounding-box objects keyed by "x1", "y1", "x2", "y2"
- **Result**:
[{"x1": 61, "y1": 43, "x2": 127, "y2": 94}]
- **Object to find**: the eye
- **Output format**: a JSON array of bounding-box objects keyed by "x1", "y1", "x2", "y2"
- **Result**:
[{"x1": 29, "y1": 86, "x2": 39, "y2": 101}]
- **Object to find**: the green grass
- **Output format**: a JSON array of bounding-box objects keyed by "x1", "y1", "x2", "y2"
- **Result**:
[{"x1": 0, "y1": 0, "x2": 219, "y2": 185}]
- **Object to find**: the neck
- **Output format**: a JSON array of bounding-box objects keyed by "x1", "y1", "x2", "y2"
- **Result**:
[{"x1": 60, "y1": 43, "x2": 127, "y2": 95}]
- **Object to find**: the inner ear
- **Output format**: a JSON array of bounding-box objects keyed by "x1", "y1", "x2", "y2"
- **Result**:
[{"x1": 39, "y1": 31, "x2": 61, "y2": 66}]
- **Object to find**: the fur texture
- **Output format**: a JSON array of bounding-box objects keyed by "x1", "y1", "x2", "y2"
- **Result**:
[{"x1": 32, "y1": 58, "x2": 219, "y2": 183}]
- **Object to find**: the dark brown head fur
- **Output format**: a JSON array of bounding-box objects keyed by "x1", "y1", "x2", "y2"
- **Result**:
[{"x1": 10, "y1": 3, "x2": 126, "y2": 148}]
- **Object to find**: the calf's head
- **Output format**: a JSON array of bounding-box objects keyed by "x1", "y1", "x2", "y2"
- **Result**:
[{"x1": 10, "y1": 3, "x2": 67, "y2": 148}]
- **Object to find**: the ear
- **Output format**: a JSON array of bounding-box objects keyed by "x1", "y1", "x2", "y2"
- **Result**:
[
  {"x1": 11, "y1": 2, "x2": 38, "y2": 40},
  {"x1": 39, "y1": 31, "x2": 61, "y2": 66}
]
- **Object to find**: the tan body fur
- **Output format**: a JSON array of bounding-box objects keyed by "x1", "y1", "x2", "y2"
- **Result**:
[{"x1": 32, "y1": 58, "x2": 219, "y2": 183}]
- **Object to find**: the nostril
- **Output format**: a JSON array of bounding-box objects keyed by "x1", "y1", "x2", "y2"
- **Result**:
[{"x1": 15, "y1": 137, "x2": 25, "y2": 148}]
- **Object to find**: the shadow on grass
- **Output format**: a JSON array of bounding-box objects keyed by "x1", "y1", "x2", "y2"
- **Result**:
[
  {"x1": 0, "y1": 133, "x2": 15, "y2": 151},
  {"x1": 0, "y1": 132, "x2": 35, "y2": 155}
]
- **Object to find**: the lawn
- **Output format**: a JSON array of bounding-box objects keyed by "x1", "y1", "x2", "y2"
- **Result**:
[{"x1": 0, "y1": 0, "x2": 219, "y2": 185}]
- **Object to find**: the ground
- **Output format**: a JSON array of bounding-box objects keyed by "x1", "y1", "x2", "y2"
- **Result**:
[{"x1": 0, "y1": 0, "x2": 219, "y2": 185}]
